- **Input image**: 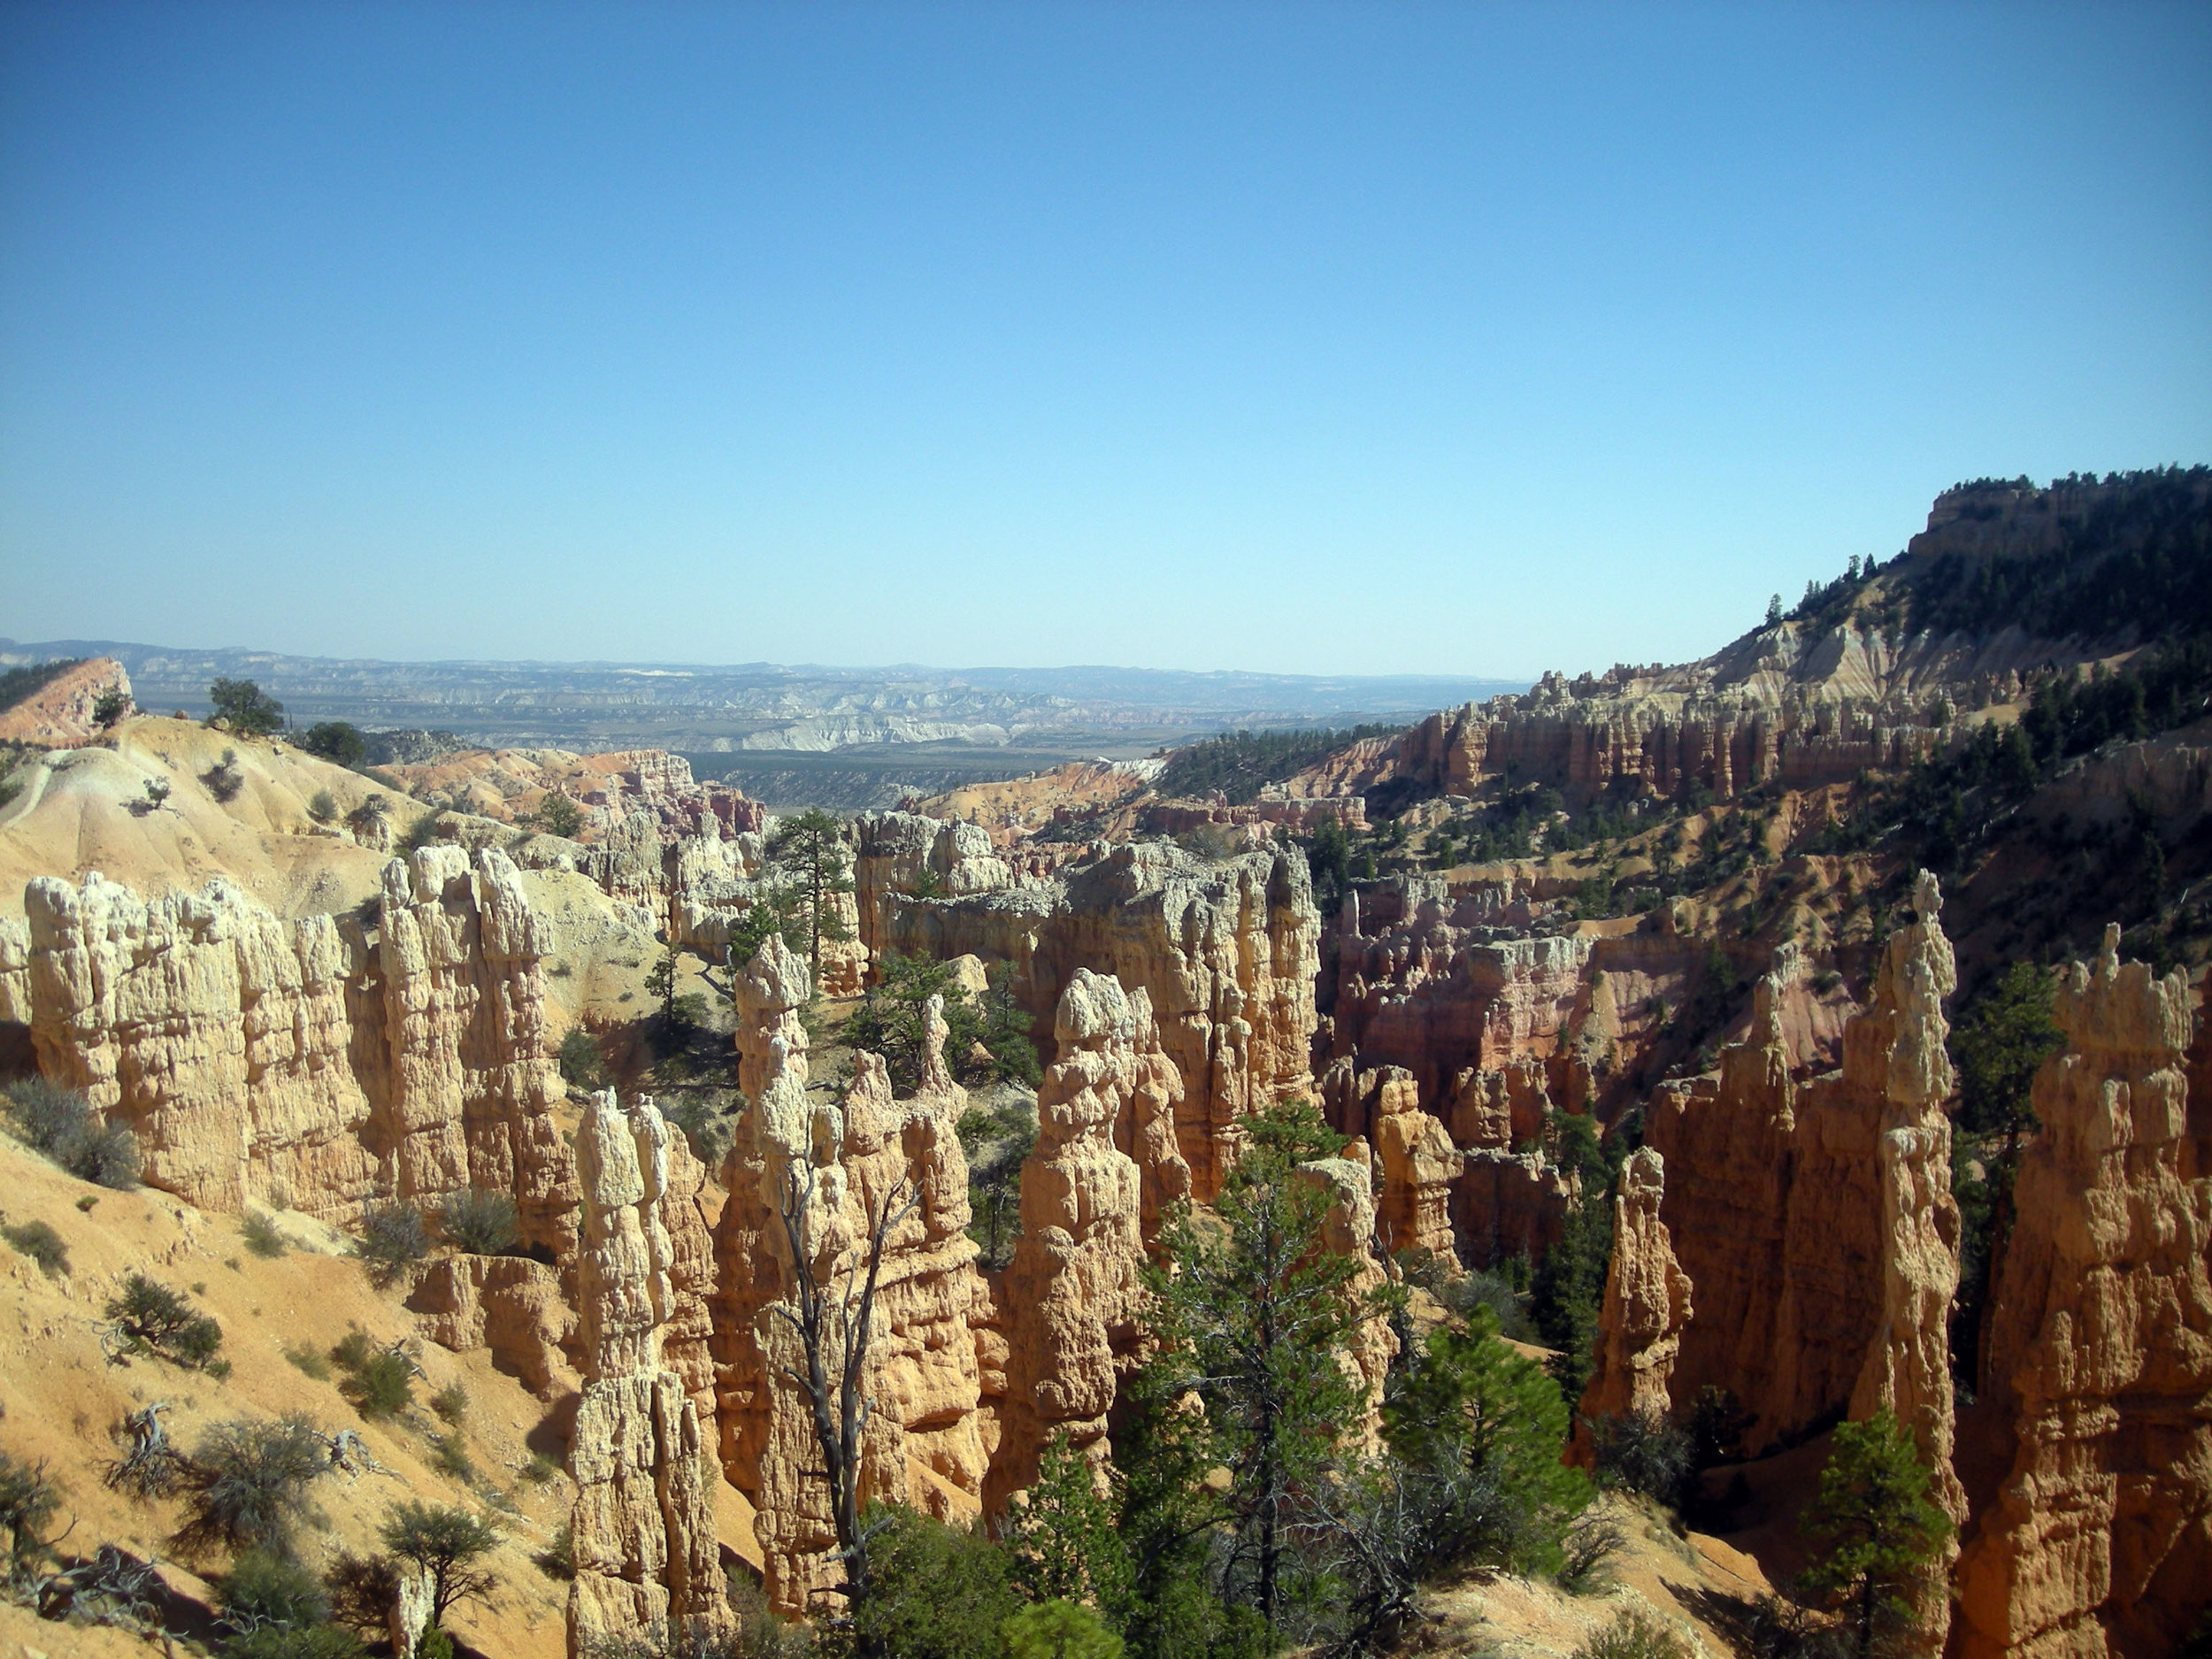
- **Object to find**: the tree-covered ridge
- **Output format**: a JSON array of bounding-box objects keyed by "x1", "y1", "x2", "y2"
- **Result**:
[
  {"x1": 0, "y1": 657, "x2": 86, "y2": 716},
  {"x1": 1153, "y1": 723, "x2": 1407, "y2": 805},
  {"x1": 1903, "y1": 465, "x2": 2212, "y2": 641}
]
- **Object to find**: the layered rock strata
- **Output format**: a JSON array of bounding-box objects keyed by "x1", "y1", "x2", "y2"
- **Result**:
[
  {"x1": 568, "y1": 1090, "x2": 733, "y2": 1655},
  {"x1": 712, "y1": 941, "x2": 989, "y2": 1613},
  {"x1": 1953, "y1": 931, "x2": 2211, "y2": 1659},
  {"x1": 872, "y1": 840, "x2": 1319, "y2": 1202},
  {"x1": 1, "y1": 849, "x2": 579, "y2": 1250}
]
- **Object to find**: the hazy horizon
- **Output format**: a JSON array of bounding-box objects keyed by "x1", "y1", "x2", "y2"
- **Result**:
[{"x1": 4, "y1": 3, "x2": 2208, "y2": 679}]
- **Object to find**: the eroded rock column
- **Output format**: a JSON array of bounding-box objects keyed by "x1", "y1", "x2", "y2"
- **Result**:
[{"x1": 568, "y1": 1090, "x2": 731, "y2": 1656}]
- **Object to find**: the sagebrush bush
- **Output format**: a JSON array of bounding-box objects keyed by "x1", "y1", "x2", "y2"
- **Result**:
[
  {"x1": 1571, "y1": 1606, "x2": 1698, "y2": 1659},
  {"x1": 175, "y1": 1415, "x2": 328, "y2": 1555},
  {"x1": 3, "y1": 1077, "x2": 142, "y2": 1188},
  {"x1": 431, "y1": 1383, "x2": 469, "y2": 1425},
  {"x1": 106, "y1": 1272, "x2": 224, "y2": 1368},
  {"x1": 307, "y1": 787, "x2": 341, "y2": 823},
  {"x1": 220, "y1": 1545, "x2": 332, "y2": 1630},
  {"x1": 242, "y1": 1210, "x2": 288, "y2": 1258},
  {"x1": 2, "y1": 1217, "x2": 69, "y2": 1278},
  {"x1": 332, "y1": 1330, "x2": 416, "y2": 1418},
  {"x1": 227, "y1": 1628, "x2": 369, "y2": 1659},
  {"x1": 558, "y1": 1028, "x2": 604, "y2": 1089},
  {"x1": 533, "y1": 1520, "x2": 575, "y2": 1581},
  {"x1": 354, "y1": 1201, "x2": 431, "y2": 1284},
  {"x1": 438, "y1": 1188, "x2": 519, "y2": 1256}
]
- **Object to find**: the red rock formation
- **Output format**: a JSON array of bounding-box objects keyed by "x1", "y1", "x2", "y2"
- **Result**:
[
  {"x1": 568, "y1": 1089, "x2": 733, "y2": 1655},
  {"x1": 1652, "y1": 879, "x2": 1962, "y2": 1474},
  {"x1": 987, "y1": 970, "x2": 1155, "y2": 1508},
  {"x1": 406, "y1": 1254, "x2": 577, "y2": 1398},
  {"x1": 0, "y1": 657, "x2": 132, "y2": 747},
  {"x1": 1581, "y1": 1147, "x2": 1692, "y2": 1424},
  {"x1": 872, "y1": 841, "x2": 1319, "y2": 1202},
  {"x1": 1319, "y1": 1062, "x2": 1462, "y2": 1267},
  {"x1": 712, "y1": 941, "x2": 989, "y2": 1613},
  {"x1": 1953, "y1": 929, "x2": 2210, "y2": 1659}
]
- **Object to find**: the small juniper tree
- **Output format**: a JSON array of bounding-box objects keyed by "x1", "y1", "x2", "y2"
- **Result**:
[
  {"x1": 378, "y1": 1502, "x2": 500, "y2": 1632},
  {"x1": 209, "y1": 677, "x2": 285, "y2": 736}
]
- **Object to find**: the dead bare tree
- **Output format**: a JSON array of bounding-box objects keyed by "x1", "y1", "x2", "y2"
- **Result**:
[
  {"x1": 105, "y1": 1402, "x2": 188, "y2": 1500},
  {"x1": 769, "y1": 1161, "x2": 918, "y2": 1655}
]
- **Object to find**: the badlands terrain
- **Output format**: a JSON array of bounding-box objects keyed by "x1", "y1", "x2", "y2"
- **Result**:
[{"x1": 0, "y1": 467, "x2": 2207, "y2": 1658}]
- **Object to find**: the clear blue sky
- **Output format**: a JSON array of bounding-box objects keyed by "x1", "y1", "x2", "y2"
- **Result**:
[{"x1": 3, "y1": 2, "x2": 2207, "y2": 678}]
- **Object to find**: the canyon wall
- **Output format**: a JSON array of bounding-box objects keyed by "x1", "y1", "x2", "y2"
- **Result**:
[
  {"x1": 872, "y1": 840, "x2": 1319, "y2": 1202},
  {"x1": 0, "y1": 847, "x2": 579, "y2": 1252},
  {"x1": 1649, "y1": 876, "x2": 1962, "y2": 1474},
  {"x1": 1953, "y1": 930, "x2": 2210, "y2": 1659}
]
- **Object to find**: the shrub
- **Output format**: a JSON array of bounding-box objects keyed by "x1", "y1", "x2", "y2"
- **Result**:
[
  {"x1": 1440, "y1": 1265, "x2": 1540, "y2": 1344},
  {"x1": 439, "y1": 1188, "x2": 519, "y2": 1256},
  {"x1": 537, "y1": 794, "x2": 583, "y2": 839},
  {"x1": 346, "y1": 795, "x2": 389, "y2": 835},
  {"x1": 1002, "y1": 1598, "x2": 1125, "y2": 1659},
  {"x1": 3, "y1": 1076, "x2": 142, "y2": 1187},
  {"x1": 307, "y1": 788, "x2": 340, "y2": 823},
  {"x1": 354, "y1": 1201, "x2": 431, "y2": 1284},
  {"x1": 0, "y1": 1451, "x2": 63, "y2": 1566},
  {"x1": 331, "y1": 1331, "x2": 417, "y2": 1419},
  {"x1": 2, "y1": 1217, "x2": 69, "y2": 1278},
  {"x1": 521, "y1": 1453, "x2": 561, "y2": 1486},
  {"x1": 242, "y1": 1210, "x2": 288, "y2": 1258},
  {"x1": 400, "y1": 813, "x2": 442, "y2": 850},
  {"x1": 91, "y1": 685, "x2": 132, "y2": 728},
  {"x1": 1590, "y1": 1409, "x2": 1694, "y2": 1509},
  {"x1": 849, "y1": 1504, "x2": 1022, "y2": 1659},
  {"x1": 284, "y1": 1343, "x2": 333, "y2": 1382},
  {"x1": 1571, "y1": 1606, "x2": 1698, "y2": 1659},
  {"x1": 220, "y1": 1545, "x2": 332, "y2": 1631},
  {"x1": 226, "y1": 1629, "x2": 370, "y2": 1659},
  {"x1": 1555, "y1": 1507, "x2": 1629, "y2": 1595},
  {"x1": 106, "y1": 1272, "x2": 225, "y2": 1368},
  {"x1": 559, "y1": 1028, "x2": 606, "y2": 1090},
  {"x1": 431, "y1": 1383, "x2": 469, "y2": 1425},
  {"x1": 206, "y1": 747, "x2": 247, "y2": 803},
  {"x1": 325, "y1": 1552, "x2": 402, "y2": 1636},
  {"x1": 430, "y1": 1434, "x2": 474, "y2": 1483},
  {"x1": 533, "y1": 1520, "x2": 576, "y2": 1580},
  {"x1": 175, "y1": 1415, "x2": 328, "y2": 1555}
]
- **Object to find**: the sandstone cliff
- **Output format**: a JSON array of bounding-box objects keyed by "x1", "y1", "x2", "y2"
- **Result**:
[
  {"x1": 871, "y1": 839, "x2": 1319, "y2": 1202},
  {"x1": 987, "y1": 970, "x2": 1156, "y2": 1508},
  {"x1": 1, "y1": 847, "x2": 580, "y2": 1250},
  {"x1": 1953, "y1": 930, "x2": 2210, "y2": 1659},
  {"x1": 1650, "y1": 878, "x2": 1962, "y2": 1471},
  {"x1": 568, "y1": 1089, "x2": 733, "y2": 1656},
  {"x1": 711, "y1": 939, "x2": 989, "y2": 1613}
]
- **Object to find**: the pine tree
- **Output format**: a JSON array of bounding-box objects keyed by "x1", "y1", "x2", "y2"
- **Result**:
[
  {"x1": 1801, "y1": 1409, "x2": 1952, "y2": 1658},
  {"x1": 767, "y1": 809, "x2": 856, "y2": 984},
  {"x1": 1137, "y1": 1100, "x2": 1368, "y2": 1632}
]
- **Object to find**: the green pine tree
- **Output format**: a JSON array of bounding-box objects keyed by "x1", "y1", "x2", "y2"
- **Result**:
[
  {"x1": 1137, "y1": 1099, "x2": 1368, "y2": 1632},
  {"x1": 1800, "y1": 1409, "x2": 1953, "y2": 1658}
]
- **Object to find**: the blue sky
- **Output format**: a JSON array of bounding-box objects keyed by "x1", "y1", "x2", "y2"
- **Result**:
[{"x1": 2, "y1": 2, "x2": 2207, "y2": 678}]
